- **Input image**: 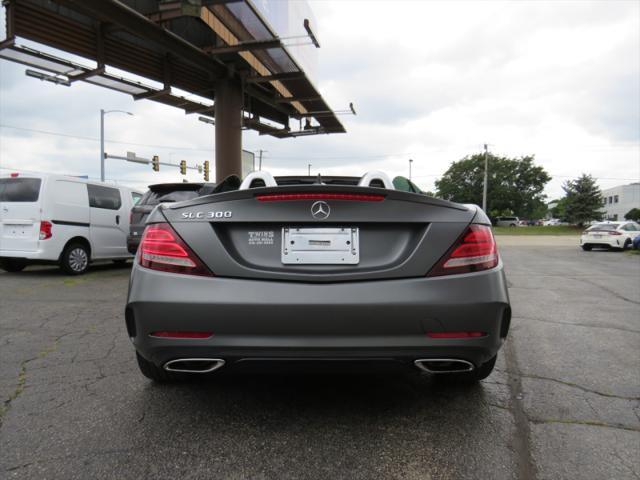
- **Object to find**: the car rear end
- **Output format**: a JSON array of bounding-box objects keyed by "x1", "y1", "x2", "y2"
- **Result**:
[
  {"x1": 0, "y1": 173, "x2": 50, "y2": 270},
  {"x1": 126, "y1": 175, "x2": 510, "y2": 380},
  {"x1": 128, "y1": 183, "x2": 213, "y2": 254},
  {"x1": 580, "y1": 223, "x2": 623, "y2": 250}
]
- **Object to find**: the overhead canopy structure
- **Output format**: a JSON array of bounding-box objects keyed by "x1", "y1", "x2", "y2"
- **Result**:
[{"x1": 0, "y1": 0, "x2": 348, "y2": 180}]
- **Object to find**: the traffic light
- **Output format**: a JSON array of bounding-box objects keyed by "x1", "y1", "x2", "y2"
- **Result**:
[
  {"x1": 203, "y1": 160, "x2": 210, "y2": 181},
  {"x1": 180, "y1": 160, "x2": 187, "y2": 175},
  {"x1": 151, "y1": 155, "x2": 159, "y2": 172}
]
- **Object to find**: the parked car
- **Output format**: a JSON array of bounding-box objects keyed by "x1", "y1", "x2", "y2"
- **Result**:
[
  {"x1": 0, "y1": 172, "x2": 142, "y2": 274},
  {"x1": 495, "y1": 216, "x2": 519, "y2": 227},
  {"x1": 126, "y1": 171, "x2": 511, "y2": 383},
  {"x1": 580, "y1": 221, "x2": 640, "y2": 251},
  {"x1": 543, "y1": 218, "x2": 565, "y2": 226},
  {"x1": 127, "y1": 182, "x2": 216, "y2": 254}
]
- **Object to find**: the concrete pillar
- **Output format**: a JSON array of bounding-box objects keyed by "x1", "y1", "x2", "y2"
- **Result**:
[{"x1": 214, "y1": 79, "x2": 243, "y2": 181}]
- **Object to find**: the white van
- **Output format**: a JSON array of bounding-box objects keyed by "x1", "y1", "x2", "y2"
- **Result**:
[{"x1": 0, "y1": 172, "x2": 143, "y2": 274}]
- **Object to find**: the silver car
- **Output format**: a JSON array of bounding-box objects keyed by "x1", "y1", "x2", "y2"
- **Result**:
[{"x1": 126, "y1": 172, "x2": 510, "y2": 382}]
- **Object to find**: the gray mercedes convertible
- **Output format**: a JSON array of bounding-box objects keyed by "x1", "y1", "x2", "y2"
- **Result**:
[{"x1": 125, "y1": 171, "x2": 510, "y2": 382}]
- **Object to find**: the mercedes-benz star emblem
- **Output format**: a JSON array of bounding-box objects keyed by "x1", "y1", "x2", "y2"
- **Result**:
[{"x1": 311, "y1": 201, "x2": 330, "y2": 220}]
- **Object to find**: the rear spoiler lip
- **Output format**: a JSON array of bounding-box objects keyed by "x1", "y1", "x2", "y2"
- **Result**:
[{"x1": 162, "y1": 185, "x2": 470, "y2": 212}]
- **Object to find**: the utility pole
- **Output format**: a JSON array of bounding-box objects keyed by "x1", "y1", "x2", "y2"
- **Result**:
[
  {"x1": 482, "y1": 144, "x2": 489, "y2": 212},
  {"x1": 409, "y1": 158, "x2": 413, "y2": 181},
  {"x1": 258, "y1": 149, "x2": 265, "y2": 171},
  {"x1": 100, "y1": 109, "x2": 133, "y2": 182},
  {"x1": 308, "y1": 163, "x2": 312, "y2": 176}
]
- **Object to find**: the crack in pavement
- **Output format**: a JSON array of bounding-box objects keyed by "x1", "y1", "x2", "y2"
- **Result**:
[
  {"x1": 503, "y1": 336, "x2": 538, "y2": 480},
  {"x1": 0, "y1": 331, "x2": 74, "y2": 429},
  {"x1": 530, "y1": 418, "x2": 640, "y2": 433},
  {"x1": 513, "y1": 315, "x2": 640, "y2": 335},
  {"x1": 508, "y1": 372, "x2": 640, "y2": 401},
  {"x1": 568, "y1": 277, "x2": 640, "y2": 306}
]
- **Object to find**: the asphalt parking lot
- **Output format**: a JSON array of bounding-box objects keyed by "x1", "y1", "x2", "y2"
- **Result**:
[{"x1": 1, "y1": 243, "x2": 638, "y2": 479}]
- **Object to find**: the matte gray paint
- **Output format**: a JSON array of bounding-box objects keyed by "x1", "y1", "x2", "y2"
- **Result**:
[{"x1": 129, "y1": 186, "x2": 508, "y2": 370}]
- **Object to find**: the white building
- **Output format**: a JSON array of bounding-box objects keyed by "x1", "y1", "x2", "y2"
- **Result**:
[{"x1": 601, "y1": 183, "x2": 640, "y2": 220}]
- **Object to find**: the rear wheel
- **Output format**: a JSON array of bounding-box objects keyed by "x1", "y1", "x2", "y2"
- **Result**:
[
  {"x1": 0, "y1": 258, "x2": 27, "y2": 272},
  {"x1": 623, "y1": 239, "x2": 632, "y2": 250},
  {"x1": 136, "y1": 352, "x2": 172, "y2": 383},
  {"x1": 581, "y1": 244, "x2": 592, "y2": 251},
  {"x1": 60, "y1": 243, "x2": 90, "y2": 275},
  {"x1": 437, "y1": 354, "x2": 497, "y2": 383}
]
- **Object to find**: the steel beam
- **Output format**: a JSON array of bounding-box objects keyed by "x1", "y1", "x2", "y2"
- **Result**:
[
  {"x1": 214, "y1": 79, "x2": 243, "y2": 180},
  {"x1": 202, "y1": 39, "x2": 282, "y2": 55},
  {"x1": 246, "y1": 72, "x2": 306, "y2": 84},
  {"x1": 276, "y1": 96, "x2": 322, "y2": 104}
]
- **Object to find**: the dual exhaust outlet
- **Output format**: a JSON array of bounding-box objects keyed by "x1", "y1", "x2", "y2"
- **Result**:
[
  {"x1": 414, "y1": 359, "x2": 475, "y2": 374},
  {"x1": 163, "y1": 358, "x2": 474, "y2": 374},
  {"x1": 164, "y1": 358, "x2": 225, "y2": 373}
]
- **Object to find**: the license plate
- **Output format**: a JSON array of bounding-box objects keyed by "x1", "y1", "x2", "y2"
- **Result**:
[
  {"x1": 593, "y1": 234, "x2": 602, "y2": 239},
  {"x1": 282, "y1": 227, "x2": 359, "y2": 264}
]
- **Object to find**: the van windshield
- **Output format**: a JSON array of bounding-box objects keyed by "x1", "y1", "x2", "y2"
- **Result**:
[{"x1": 0, "y1": 178, "x2": 42, "y2": 202}]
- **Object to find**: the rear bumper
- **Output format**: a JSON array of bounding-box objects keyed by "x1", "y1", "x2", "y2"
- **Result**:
[
  {"x1": 126, "y1": 234, "x2": 140, "y2": 255},
  {"x1": 580, "y1": 236, "x2": 623, "y2": 248},
  {"x1": 0, "y1": 245, "x2": 60, "y2": 261},
  {"x1": 126, "y1": 263, "x2": 511, "y2": 370}
]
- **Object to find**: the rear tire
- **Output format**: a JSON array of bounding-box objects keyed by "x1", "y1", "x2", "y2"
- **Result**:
[
  {"x1": 0, "y1": 258, "x2": 27, "y2": 272},
  {"x1": 438, "y1": 354, "x2": 497, "y2": 383},
  {"x1": 581, "y1": 245, "x2": 592, "y2": 251},
  {"x1": 136, "y1": 352, "x2": 172, "y2": 383},
  {"x1": 623, "y1": 239, "x2": 631, "y2": 250},
  {"x1": 60, "y1": 243, "x2": 90, "y2": 275}
]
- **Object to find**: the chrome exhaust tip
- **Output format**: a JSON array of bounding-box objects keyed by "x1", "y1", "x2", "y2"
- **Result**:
[
  {"x1": 163, "y1": 358, "x2": 225, "y2": 373},
  {"x1": 414, "y1": 359, "x2": 475, "y2": 374}
]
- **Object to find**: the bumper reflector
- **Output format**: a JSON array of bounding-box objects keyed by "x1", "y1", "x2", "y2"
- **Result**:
[
  {"x1": 150, "y1": 331, "x2": 213, "y2": 339},
  {"x1": 426, "y1": 331, "x2": 486, "y2": 339}
]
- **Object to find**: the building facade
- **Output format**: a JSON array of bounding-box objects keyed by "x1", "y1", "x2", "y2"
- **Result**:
[{"x1": 601, "y1": 183, "x2": 640, "y2": 220}]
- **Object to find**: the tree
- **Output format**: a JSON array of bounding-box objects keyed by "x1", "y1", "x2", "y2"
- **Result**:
[
  {"x1": 624, "y1": 208, "x2": 640, "y2": 222},
  {"x1": 562, "y1": 174, "x2": 604, "y2": 226},
  {"x1": 550, "y1": 197, "x2": 569, "y2": 221},
  {"x1": 435, "y1": 154, "x2": 551, "y2": 218}
]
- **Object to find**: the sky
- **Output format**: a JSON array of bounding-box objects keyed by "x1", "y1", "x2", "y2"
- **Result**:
[{"x1": 0, "y1": 0, "x2": 639, "y2": 201}]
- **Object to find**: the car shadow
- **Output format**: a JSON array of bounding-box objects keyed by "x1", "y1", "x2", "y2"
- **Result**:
[{"x1": 1, "y1": 260, "x2": 132, "y2": 277}]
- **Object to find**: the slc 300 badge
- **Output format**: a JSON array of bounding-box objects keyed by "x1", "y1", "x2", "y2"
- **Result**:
[{"x1": 182, "y1": 211, "x2": 232, "y2": 219}]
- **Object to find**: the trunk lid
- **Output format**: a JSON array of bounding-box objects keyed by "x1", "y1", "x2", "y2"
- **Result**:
[{"x1": 159, "y1": 186, "x2": 478, "y2": 282}]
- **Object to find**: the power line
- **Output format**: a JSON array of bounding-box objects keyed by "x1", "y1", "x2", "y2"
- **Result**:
[{"x1": 0, "y1": 124, "x2": 214, "y2": 152}]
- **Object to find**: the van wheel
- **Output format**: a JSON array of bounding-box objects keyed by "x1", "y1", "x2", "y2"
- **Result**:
[
  {"x1": 60, "y1": 243, "x2": 90, "y2": 275},
  {"x1": 0, "y1": 259, "x2": 27, "y2": 272}
]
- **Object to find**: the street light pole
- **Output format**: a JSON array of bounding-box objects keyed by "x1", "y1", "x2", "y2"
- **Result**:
[
  {"x1": 100, "y1": 109, "x2": 134, "y2": 182},
  {"x1": 100, "y1": 109, "x2": 105, "y2": 182},
  {"x1": 308, "y1": 163, "x2": 312, "y2": 176},
  {"x1": 482, "y1": 144, "x2": 489, "y2": 212},
  {"x1": 409, "y1": 158, "x2": 413, "y2": 181}
]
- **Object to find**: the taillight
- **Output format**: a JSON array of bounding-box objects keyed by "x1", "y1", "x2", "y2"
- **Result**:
[
  {"x1": 139, "y1": 223, "x2": 213, "y2": 276},
  {"x1": 609, "y1": 231, "x2": 622, "y2": 236},
  {"x1": 39, "y1": 221, "x2": 52, "y2": 240},
  {"x1": 150, "y1": 331, "x2": 213, "y2": 339},
  {"x1": 426, "y1": 331, "x2": 487, "y2": 338},
  {"x1": 427, "y1": 224, "x2": 498, "y2": 277},
  {"x1": 256, "y1": 193, "x2": 385, "y2": 202}
]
